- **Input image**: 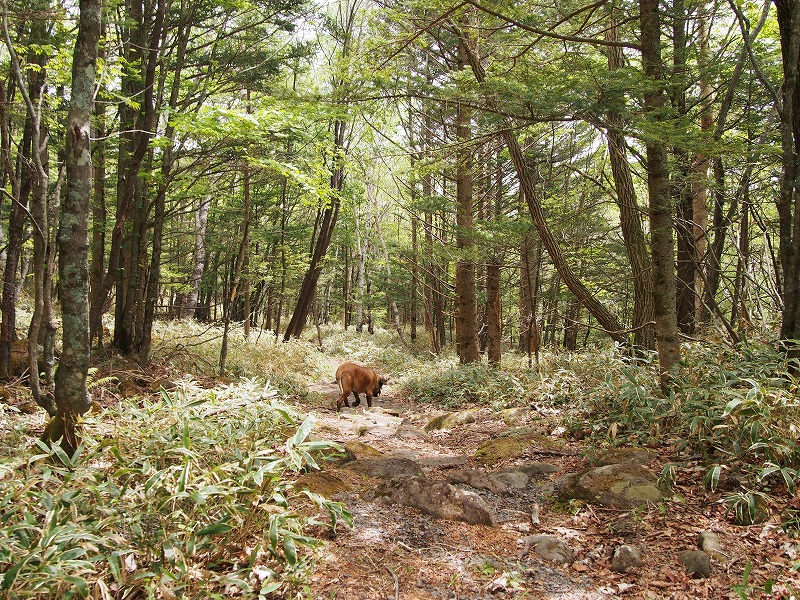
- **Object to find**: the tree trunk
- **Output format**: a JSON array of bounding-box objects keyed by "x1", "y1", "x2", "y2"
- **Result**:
[
  {"x1": 775, "y1": 0, "x2": 800, "y2": 346},
  {"x1": 486, "y1": 147, "x2": 503, "y2": 366},
  {"x1": 640, "y1": 0, "x2": 681, "y2": 390},
  {"x1": 692, "y1": 5, "x2": 712, "y2": 326},
  {"x1": 457, "y1": 33, "x2": 626, "y2": 343},
  {"x1": 90, "y1": 20, "x2": 107, "y2": 348},
  {"x1": 52, "y1": 0, "x2": 101, "y2": 454},
  {"x1": 355, "y1": 225, "x2": 367, "y2": 332},
  {"x1": 0, "y1": 17, "x2": 47, "y2": 379},
  {"x1": 283, "y1": 120, "x2": 345, "y2": 341},
  {"x1": 90, "y1": 0, "x2": 165, "y2": 350},
  {"x1": 454, "y1": 34, "x2": 480, "y2": 364},
  {"x1": 184, "y1": 194, "x2": 210, "y2": 318},
  {"x1": 2, "y1": 9, "x2": 56, "y2": 413},
  {"x1": 604, "y1": 11, "x2": 655, "y2": 351}
]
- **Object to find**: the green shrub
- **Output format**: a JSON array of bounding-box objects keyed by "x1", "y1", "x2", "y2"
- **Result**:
[
  {"x1": 0, "y1": 379, "x2": 350, "y2": 599},
  {"x1": 402, "y1": 360, "x2": 529, "y2": 410},
  {"x1": 148, "y1": 319, "x2": 328, "y2": 398}
]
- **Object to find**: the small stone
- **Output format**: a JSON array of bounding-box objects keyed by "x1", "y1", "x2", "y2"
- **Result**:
[
  {"x1": 520, "y1": 535, "x2": 573, "y2": 564},
  {"x1": 493, "y1": 471, "x2": 529, "y2": 489},
  {"x1": 530, "y1": 502, "x2": 540, "y2": 526},
  {"x1": 611, "y1": 545, "x2": 643, "y2": 573},
  {"x1": 698, "y1": 531, "x2": 728, "y2": 562},
  {"x1": 679, "y1": 550, "x2": 711, "y2": 578}
]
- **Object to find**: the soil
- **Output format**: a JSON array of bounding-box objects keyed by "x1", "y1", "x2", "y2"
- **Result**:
[{"x1": 300, "y1": 377, "x2": 800, "y2": 599}]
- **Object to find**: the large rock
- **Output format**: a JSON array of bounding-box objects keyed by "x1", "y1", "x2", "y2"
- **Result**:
[
  {"x1": 553, "y1": 463, "x2": 662, "y2": 508},
  {"x1": 424, "y1": 409, "x2": 479, "y2": 432},
  {"x1": 367, "y1": 475, "x2": 496, "y2": 526},
  {"x1": 679, "y1": 550, "x2": 711, "y2": 578},
  {"x1": 591, "y1": 448, "x2": 653, "y2": 466},
  {"x1": 343, "y1": 457, "x2": 424, "y2": 479},
  {"x1": 341, "y1": 440, "x2": 383, "y2": 462},
  {"x1": 611, "y1": 545, "x2": 643, "y2": 573},
  {"x1": 495, "y1": 407, "x2": 532, "y2": 425},
  {"x1": 475, "y1": 429, "x2": 560, "y2": 465},
  {"x1": 497, "y1": 462, "x2": 559, "y2": 477},
  {"x1": 293, "y1": 471, "x2": 350, "y2": 497},
  {"x1": 447, "y1": 469, "x2": 508, "y2": 495}
]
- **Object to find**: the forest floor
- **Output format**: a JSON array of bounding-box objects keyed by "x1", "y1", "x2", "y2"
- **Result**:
[{"x1": 298, "y1": 370, "x2": 800, "y2": 600}]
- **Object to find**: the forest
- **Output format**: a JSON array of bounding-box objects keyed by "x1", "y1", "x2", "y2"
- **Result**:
[{"x1": 3, "y1": 0, "x2": 800, "y2": 597}]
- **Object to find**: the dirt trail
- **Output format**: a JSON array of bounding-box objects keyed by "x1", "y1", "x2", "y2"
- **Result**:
[{"x1": 300, "y1": 380, "x2": 800, "y2": 600}]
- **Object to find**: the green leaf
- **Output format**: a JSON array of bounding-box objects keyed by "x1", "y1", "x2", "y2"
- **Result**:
[
  {"x1": 107, "y1": 552, "x2": 123, "y2": 583},
  {"x1": 291, "y1": 416, "x2": 315, "y2": 447},
  {"x1": 63, "y1": 575, "x2": 89, "y2": 597},
  {"x1": 197, "y1": 520, "x2": 233, "y2": 536},
  {"x1": 283, "y1": 535, "x2": 297, "y2": 567}
]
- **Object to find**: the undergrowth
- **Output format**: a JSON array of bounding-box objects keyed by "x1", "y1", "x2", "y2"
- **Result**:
[
  {"x1": 0, "y1": 379, "x2": 350, "y2": 599},
  {"x1": 148, "y1": 319, "x2": 328, "y2": 398}
]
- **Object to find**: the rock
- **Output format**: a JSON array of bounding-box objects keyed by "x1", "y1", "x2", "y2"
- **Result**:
[
  {"x1": 368, "y1": 475, "x2": 496, "y2": 526},
  {"x1": 698, "y1": 531, "x2": 727, "y2": 561},
  {"x1": 447, "y1": 469, "x2": 508, "y2": 495},
  {"x1": 591, "y1": 448, "x2": 653, "y2": 466},
  {"x1": 553, "y1": 463, "x2": 662, "y2": 508},
  {"x1": 423, "y1": 409, "x2": 479, "y2": 432},
  {"x1": 492, "y1": 471, "x2": 529, "y2": 489},
  {"x1": 343, "y1": 457, "x2": 423, "y2": 479},
  {"x1": 520, "y1": 535, "x2": 573, "y2": 564},
  {"x1": 611, "y1": 545, "x2": 643, "y2": 573},
  {"x1": 497, "y1": 462, "x2": 559, "y2": 477},
  {"x1": 475, "y1": 430, "x2": 559, "y2": 465},
  {"x1": 417, "y1": 455, "x2": 470, "y2": 469},
  {"x1": 679, "y1": 550, "x2": 711, "y2": 578},
  {"x1": 150, "y1": 378, "x2": 176, "y2": 393},
  {"x1": 495, "y1": 407, "x2": 531, "y2": 425},
  {"x1": 394, "y1": 420, "x2": 430, "y2": 440},
  {"x1": 293, "y1": 471, "x2": 350, "y2": 497},
  {"x1": 341, "y1": 440, "x2": 383, "y2": 462}
]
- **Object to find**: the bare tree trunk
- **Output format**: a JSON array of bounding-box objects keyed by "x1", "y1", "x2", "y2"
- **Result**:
[
  {"x1": 283, "y1": 121, "x2": 345, "y2": 340},
  {"x1": 640, "y1": 0, "x2": 681, "y2": 390},
  {"x1": 774, "y1": 0, "x2": 800, "y2": 348},
  {"x1": 692, "y1": 4, "x2": 712, "y2": 326},
  {"x1": 454, "y1": 33, "x2": 480, "y2": 364},
  {"x1": 604, "y1": 11, "x2": 655, "y2": 351},
  {"x1": 91, "y1": 0, "x2": 164, "y2": 350},
  {"x1": 355, "y1": 225, "x2": 367, "y2": 332},
  {"x1": 486, "y1": 147, "x2": 503, "y2": 366},
  {"x1": 2, "y1": 7, "x2": 56, "y2": 413},
  {"x1": 0, "y1": 16, "x2": 45, "y2": 379},
  {"x1": 376, "y1": 217, "x2": 407, "y2": 345},
  {"x1": 90, "y1": 20, "x2": 107, "y2": 347},
  {"x1": 184, "y1": 194, "x2": 210, "y2": 318}
]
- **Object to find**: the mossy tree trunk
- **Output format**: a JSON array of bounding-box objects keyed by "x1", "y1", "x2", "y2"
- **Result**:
[{"x1": 53, "y1": 0, "x2": 102, "y2": 453}]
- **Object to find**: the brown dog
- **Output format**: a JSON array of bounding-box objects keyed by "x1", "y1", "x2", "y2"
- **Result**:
[{"x1": 335, "y1": 362, "x2": 387, "y2": 411}]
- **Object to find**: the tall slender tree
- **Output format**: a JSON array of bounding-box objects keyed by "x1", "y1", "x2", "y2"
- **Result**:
[{"x1": 53, "y1": 0, "x2": 101, "y2": 452}]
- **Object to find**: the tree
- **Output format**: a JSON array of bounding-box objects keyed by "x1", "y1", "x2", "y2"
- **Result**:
[
  {"x1": 774, "y1": 0, "x2": 800, "y2": 352},
  {"x1": 52, "y1": 0, "x2": 101, "y2": 452},
  {"x1": 639, "y1": 0, "x2": 681, "y2": 389}
]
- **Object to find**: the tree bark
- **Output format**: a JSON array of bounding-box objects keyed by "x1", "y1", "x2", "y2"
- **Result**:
[
  {"x1": 774, "y1": 0, "x2": 800, "y2": 346},
  {"x1": 53, "y1": 0, "x2": 101, "y2": 453},
  {"x1": 90, "y1": 0, "x2": 165, "y2": 351},
  {"x1": 604, "y1": 9, "x2": 655, "y2": 351},
  {"x1": 454, "y1": 34, "x2": 480, "y2": 364},
  {"x1": 640, "y1": 0, "x2": 681, "y2": 390},
  {"x1": 486, "y1": 147, "x2": 503, "y2": 366}
]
